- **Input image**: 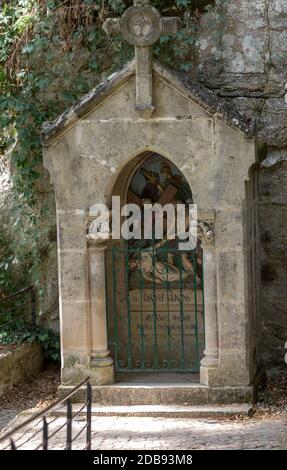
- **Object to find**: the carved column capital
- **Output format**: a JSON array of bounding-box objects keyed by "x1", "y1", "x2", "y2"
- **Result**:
[
  {"x1": 86, "y1": 212, "x2": 110, "y2": 249},
  {"x1": 197, "y1": 220, "x2": 215, "y2": 247},
  {"x1": 86, "y1": 234, "x2": 107, "y2": 249},
  {"x1": 196, "y1": 211, "x2": 215, "y2": 247}
]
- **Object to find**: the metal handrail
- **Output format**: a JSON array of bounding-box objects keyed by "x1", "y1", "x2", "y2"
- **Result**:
[
  {"x1": 0, "y1": 285, "x2": 36, "y2": 336},
  {"x1": 0, "y1": 377, "x2": 90, "y2": 444},
  {"x1": 0, "y1": 313, "x2": 31, "y2": 330},
  {"x1": 0, "y1": 286, "x2": 34, "y2": 303}
]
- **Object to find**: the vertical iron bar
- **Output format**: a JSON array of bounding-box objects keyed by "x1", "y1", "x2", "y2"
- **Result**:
[
  {"x1": 152, "y1": 240, "x2": 158, "y2": 369},
  {"x1": 86, "y1": 382, "x2": 92, "y2": 450},
  {"x1": 124, "y1": 242, "x2": 132, "y2": 370},
  {"x1": 179, "y1": 256, "x2": 185, "y2": 370},
  {"x1": 10, "y1": 438, "x2": 16, "y2": 450},
  {"x1": 43, "y1": 416, "x2": 48, "y2": 450},
  {"x1": 165, "y1": 257, "x2": 171, "y2": 370},
  {"x1": 139, "y1": 248, "x2": 145, "y2": 370},
  {"x1": 193, "y1": 251, "x2": 200, "y2": 371},
  {"x1": 66, "y1": 399, "x2": 72, "y2": 450}
]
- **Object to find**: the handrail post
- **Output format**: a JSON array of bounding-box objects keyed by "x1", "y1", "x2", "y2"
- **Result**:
[
  {"x1": 0, "y1": 377, "x2": 90, "y2": 448},
  {"x1": 66, "y1": 399, "x2": 72, "y2": 450},
  {"x1": 30, "y1": 286, "x2": 36, "y2": 325},
  {"x1": 86, "y1": 382, "x2": 92, "y2": 450},
  {"x1": 43, "y1": 417, "x2": 48, "y2": 450},
  {"x1": 10, "y1": 438, "x2": 16, "y2": 450}
]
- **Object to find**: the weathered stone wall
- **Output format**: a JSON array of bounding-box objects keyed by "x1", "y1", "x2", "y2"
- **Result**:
[
  {"x1": 258, "y1": 160, "x2": 287, "y2": 368},
  {"x1": 3, "y1": 0, "x2": 285, "y2": 371},
  {"x1": 0, "y1": 343, "x2": 43, "y2": 397},
  {"x1": 192, "y1": 0, "x2": 287, "y2": 369}
]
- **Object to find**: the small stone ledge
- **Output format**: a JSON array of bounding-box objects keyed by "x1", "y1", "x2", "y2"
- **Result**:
[
  {"x1": 58, "y1": 383, "x2": 255, "y2": 405},
  {"x1": 50, "y1": 404, "x2": 253, "y2": 419},
  {"x1": 0, "y1": 342, "x2": 44, "y2": 398}
]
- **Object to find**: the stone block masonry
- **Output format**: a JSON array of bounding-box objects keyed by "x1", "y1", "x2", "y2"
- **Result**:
[{"x1": 0, "y1": 343, "x2": 43, "y2": 398}]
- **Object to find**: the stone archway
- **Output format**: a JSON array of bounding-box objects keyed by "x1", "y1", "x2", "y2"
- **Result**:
[
  {"x1": 86, "y1": 149, "x2": 218, "y2": 385},
  {"x1": 102, "y1": 151, "x2": 207, "y2": 376},
  {"x1": 42, "y1": 42, "x2": 259, "y2": 398}
]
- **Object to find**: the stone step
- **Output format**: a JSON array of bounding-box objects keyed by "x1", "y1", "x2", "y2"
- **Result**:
[
  {"x1": 51, "y1": 404, "x2": 253, "y2": 419},
  {"x1": 59, "y1": 383, "x2": 254, "y2": 405}
]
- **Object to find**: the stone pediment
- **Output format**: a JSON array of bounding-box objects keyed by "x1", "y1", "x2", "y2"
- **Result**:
[{"x1": 41, "y1": 58, "x2": 254, "y2": 146}]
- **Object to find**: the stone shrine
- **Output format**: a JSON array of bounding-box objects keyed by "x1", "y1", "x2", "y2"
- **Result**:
[{"x1": 42, "y1": 0, "x2": 261, "y2": 403}]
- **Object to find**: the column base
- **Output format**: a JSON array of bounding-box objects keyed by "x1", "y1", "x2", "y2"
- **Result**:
[
  {"x1": 89, "y1": 356, "x2": 114, "y2": 385},
  {"x1": 200, "y1": 348, "x2": 219, "y2": 385},
  {"x1": 200, "y1": 364, "x2": 220, "y2": 386},
  {"x1": 61, "y1": 357, "x2": 114, "y2": 387}
]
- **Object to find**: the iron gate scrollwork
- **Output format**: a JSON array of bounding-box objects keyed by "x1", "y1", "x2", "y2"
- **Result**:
[
  {"x1": 108, "y1": 239, "x2": 205, "y2": 373},
  {"x1": 106, "y1": 152, "x2": 206, "y2": 373}
]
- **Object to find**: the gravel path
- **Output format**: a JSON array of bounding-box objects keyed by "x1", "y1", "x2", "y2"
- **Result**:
[
  {"x1": 0, "y1": 369, "x2": 286, "y2": 450},
  {"x1": 0, "y1": 413, "x2": 286, "y2": 450}
]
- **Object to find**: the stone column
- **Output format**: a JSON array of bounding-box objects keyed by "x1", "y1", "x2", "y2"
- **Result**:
[
  {"x1": 197, "y1": 219, "x2": 220, "y2": 386},
  {"x1": 87, "y1": 237, "x2": 114, "y2": 385}
]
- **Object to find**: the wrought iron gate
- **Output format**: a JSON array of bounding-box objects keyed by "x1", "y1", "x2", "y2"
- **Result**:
[{"x1": 108, "y1": 240, "x2": 205, "y2": 373}]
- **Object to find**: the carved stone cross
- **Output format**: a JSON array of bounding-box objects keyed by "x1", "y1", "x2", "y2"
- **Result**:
[{"x1": 103, "y1": 0, "x2": 182, "y2": 118}]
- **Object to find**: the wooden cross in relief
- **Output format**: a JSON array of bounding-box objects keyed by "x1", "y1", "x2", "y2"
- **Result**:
[
  {"x1": 127, "y1": 184, "x2": 179, "y2": 238},
  {"x1": 103, "y1": 0, "x2": 182, "y2": 118}
]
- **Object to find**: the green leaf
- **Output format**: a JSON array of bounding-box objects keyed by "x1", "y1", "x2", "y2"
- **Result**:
[
  {"x1": 89, "y1": 60, "x2": 99, "y2": 71},
  {"x1": 22, "y1": 42, "x2": 36, "y2": 55},
  {"x1": 27, "y1": 335, "x2": 35, "y2": 343},
  {"x1": 39, "y1": 333, "x2": 49, "y2": 341},
  {"x1": 160, "y1": 35, "x2": 172, "y2": 44},
  {"x1": 36, "y1": 77, "x2": 50, "y2": 90}
]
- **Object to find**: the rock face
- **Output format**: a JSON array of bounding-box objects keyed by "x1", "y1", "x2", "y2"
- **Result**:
[
  {"x1": 193, "y1": 0, "x2": 287, "y2": 369},
  {"x1": 258, "y1": 159, "x2": 287, "y2": 368}
]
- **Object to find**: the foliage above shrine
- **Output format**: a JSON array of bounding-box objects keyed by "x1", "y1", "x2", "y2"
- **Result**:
[{"x1": 0, "y1": 0, "x2": 226, "y2": 293}]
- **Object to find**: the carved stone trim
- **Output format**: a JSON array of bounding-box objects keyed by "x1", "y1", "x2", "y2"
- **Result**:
[
  {"x1": 86, "y1": 210, "x2": 215, "y2": 247},
  {"x1": 86, "y1": 211, "x2": 111, "y2": 248},
  {"x1": 86, "y1": 234, "x2": 107, "y2": 248},
  {"x1": 197, "y1": 221, "x2": 215, "y2": 246},
  {"x1": 121, "y1": 3, "x2": 162, "y2": 47},
  {"x1": 197, "y1": 211, "x2": 215, "y2": 247}
]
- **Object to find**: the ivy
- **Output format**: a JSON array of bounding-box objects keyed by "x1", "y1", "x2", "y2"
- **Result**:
[
  {"x1": 0, "y1": 0, "x2": 222, "y2": 204},
  {"x1": 0, "y1": 324, "x2": 61, "y2": 364},
  {"x1": 0, "y1": 0, "x2": 227, "y2": 299}
]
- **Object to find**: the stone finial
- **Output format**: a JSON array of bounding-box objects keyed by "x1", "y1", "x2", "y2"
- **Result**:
[
  {"x1": 134, "y1": 0, "x2": 150, "y2": 4},
  {"x1": 103, "y1": 1, "x2": 182, "y2": 118}
]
